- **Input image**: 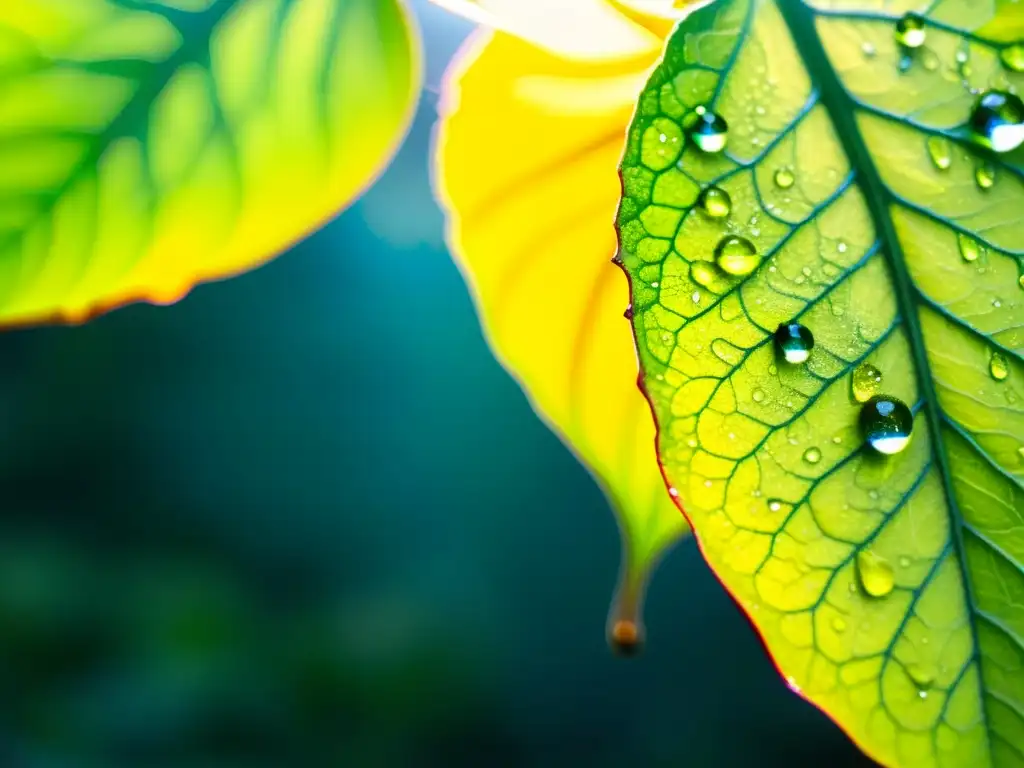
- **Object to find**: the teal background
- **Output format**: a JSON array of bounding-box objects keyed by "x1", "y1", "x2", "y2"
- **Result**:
[{"x1": 0, "y1": 5, "x2": 874, "y2": 765}]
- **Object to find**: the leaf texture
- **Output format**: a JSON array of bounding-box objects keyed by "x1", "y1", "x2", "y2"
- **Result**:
[
  {"x1": 0, "y1": 0, "x2": 420, "y2": 326},
  {"x1": 616, "y1": 0, "x2": 1023, "y2": 763}
]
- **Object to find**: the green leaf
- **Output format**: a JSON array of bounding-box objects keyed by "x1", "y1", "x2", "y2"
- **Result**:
[
  {"x1": 0, "y1": 0, "x2": 420, "y2": 326},
  {"x1": 616, "y1": 0, "x2": 1022, "y2": 764}
]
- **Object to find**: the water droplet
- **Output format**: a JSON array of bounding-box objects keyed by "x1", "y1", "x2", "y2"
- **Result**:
[
  {"x1": 774, "y1": 322, "x2": 814, "y2": 364},
  {"x1": 852, "y1": 363, "x2": 883, "y2": 403},
  {"x1": 990, "y1": 351, "x2": 1009, "y2": 381},
  {"x1": 895, "y1": 12, "x2": 926, "y2": 49},
  {"x1": 926, "y1": 135, "x2": 951, "y2": 170},
  {"x1": 774, "y1": 167, "x2": 795, "y2": 189},
  {"x1": 623, "y1": 305, "x2": 633, "y2": 320},
  {"x1": 968, "y1": 90, "x2": 1024, "y2": 153},
  {"x1": 898, "y1": 556, "x2": 912, "y2": 568},
  {"x1": 856, "y1": 550, "x2": 895, "y2": 597},
  {"x1": 691, "y1": 261, "x2": 717, "y2": 287},
  {"x1": 803, "y1": 447, "x2": 822, "y2": 464},
  {"x1": 684, "y1": 105, "x2": 728, "y2": 153},
  {"x1": 837, "y1": 240, "x2": 848, "y2": 253},
  {"x1": 975, "y1": 161, "x2": 996, "y2": 190},
  {"x1": 861, "y1": 41, "x2": 877, "y2": 58},
  {"x1": 860, "y1": 395, "x2": 914, "y2": 455},
  {"x1": 768, "y1": 499, "x2": 782, "y2": 512},
  {"x1": 650, "y1": 281, "x2": 659, "y2": 288},
  {"x1": 958, "y1": 233, "x2": 981, "y2": 263},
  {"x1": 691, "y1": 291, "x2": 701, "y2": 303},
  {"x1": 906, "y1": 663, "x2": 935, "y2": 690},
  {"x1": 922, "y1": 49, "x2": 940, "y2": 71},
  {"x1": 609, "y1": 620, "x2": 643, "y2": 657},
  {"x1": 752, "y1": 388, "x2": 766, "y2": 403},
  {"x1": 714, "y1": 235, "x2": 760, "y2": 276},
  {"x1": 698, "y1": 186, "x2": 731, "y2": 218},
  {"x1": 1000, "y1": 43, "x2": 1024, "y2": 72},
  {"x1": 1019, "y1": 274, "x2": 1024, "y2": 290},
  {"x1": 832, "y1": 617, "x2": 847, "y2": 633}
]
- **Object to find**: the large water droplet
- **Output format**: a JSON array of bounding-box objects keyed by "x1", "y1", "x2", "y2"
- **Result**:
[
  {"x1": 774, "y1": 322, "x2": 814, "y2": 364},
  {"x1": 774, "y1": 167, "x2": 795, "y2": 189},
  {"x1": 856, "y1": 550, "x2": 895, "y2": 597},
  {"x1": 684, "y1": 105, "x2": 728, "y2": 153},
  {"x1": 990, "y1": 351, "x2": 1009, "y2": 381},
  {"x1": 895, "y1": 12, "x2": 926, "y2": 49},
  {"x1": 852, "y1": 363, "x2": 883, "y2": 403},
  {"x1": 697, "y1": 186, "x2": 731, "y2": 218},
  {"x1": 752, "y1": 388, "x2": 766, "y2": 403},
  {"x1": 1001, "y1": 43, "x2": 1024, "y2": 72},
  {"x1": 926, "y1": 136, "x2": 951, "y2": 170},
  {"x1": 714, "y1": 235, "x2": 760, "y2": 276},
  {"x1": 860, "y1": 395, "x2": 914, "y2": 455},
  {"x1": 968, "y1": 90, "x2": 1024, "y2": 153},
  {"x1": 803, "y1": 447, "x2": 822, "y2": 464},
  {"x1": 975, "y1": 161, "x2": 996, "y2": 190},
  {"x1": 957, "y1": 233, "x2": 981, "y2": 263}
]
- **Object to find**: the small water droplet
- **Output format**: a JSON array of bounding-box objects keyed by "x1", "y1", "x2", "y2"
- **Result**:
[
  {"x1": 684, "y1": 105, "x2": 728, "y2": 153},
  {"x1": 895, "y1": 12, "x2": 927, "y2": 49},
  {"x1": 1000, "y1": 43, "x2": 1024, "y2": 72},
  {"x1": 922, "y1": 48, "x2": 940, "y2": 71},
  {"x1": 975, "y1": 161, "x2": 996, "y2": 190},
  {"x1": 768, "y1": 499, "x2": 782, "y2": 512},
  {"x1": 774, "y1": 167, "x2": 795, "y2": 189},
  {"x1": 691, "y1": 261, "x2": 717, "y2": 287},
  {"x1": 837, "y1": 240, "x2": 848, "y2": 253},
  {"x1": 907, "y1": 663, "x2": 935, "y2": 690},
  {"x1": 990, "y1": 351, "x2": 1009, "y2": 381},
  {"x1": 691, "y1": 291, "x2": 701, "y2": 303},
  {"x1": 860, "y1": 395, "x2": 914, "y2": 455},
  {"x1": 968, "y1": 90, "x2": 1024, "y2": 153},
  {"x1": 832, "y1": 617, "x2": 847, "y2": 633},
  {"x1": 803, "y1": 447, "x2": 822, "y2": 464},
  {"x1": 714, "y1": 235, "x2": 760, "y2": 276},
  {"x1": 856, "y1": 550, "x2": 895, "y2": 597},
  {"x1": 668, "y1": 486, "x2": 679, "y2": 498},
  {"x1": 926, "y1": 135, "x2": 951, "y2": 170},
  {"x1": 752, "y1": 388, "x2": 766, "y2": 403},
  {"x1": 698, "y1": 186, "x2": 732, "y2": 218},
  {"x1": 958, "y1": 233, "x2": 981, "y2": 263},
  {"x1": 774, "y1": 322, "x2": 814, "y2": 364},
  {"x1": 899, "y1": 556, "x2": 912, "y2": 568},
  {"x1": 651, "y1": 281, "x2": 659, "y2": 288},
  {"x1": 852, "y1": 363, "x2": 883, "y2": 403}
]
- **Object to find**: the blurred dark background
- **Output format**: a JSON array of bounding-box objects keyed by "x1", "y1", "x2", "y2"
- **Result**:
[{"x1": 0, "y1": 5, "x2": 875, "y2": 765}]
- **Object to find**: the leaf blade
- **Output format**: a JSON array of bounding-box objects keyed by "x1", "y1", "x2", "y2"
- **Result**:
[
  {"x1": 618, "y1": 0, "x2": 1023, "y2": 763},
  {"x1": 0, "y1": 0, "x2": 421, "y2": 325}
]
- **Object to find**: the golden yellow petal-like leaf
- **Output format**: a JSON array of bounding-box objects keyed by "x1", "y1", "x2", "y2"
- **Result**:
[
  {"x1": 434, "y1": 27, "x2": 688, "y2": 649},
  {"x1": 0, "y1": 0, "x2": 420, "y2": 326},
  {"x1": 618, "y1": 0, "x2": 1023, "y2": 763}
]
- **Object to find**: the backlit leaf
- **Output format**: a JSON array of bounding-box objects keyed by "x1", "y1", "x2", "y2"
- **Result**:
[
  {"x1": 617, "y1": 0, "x2": 1022, "y2": 763},
  {"x1": 0, "y1": 0, "x2": 420, "y2": 326},
  {"x1": 434, "y1": 8, "x2": 688, "y2": 650}
]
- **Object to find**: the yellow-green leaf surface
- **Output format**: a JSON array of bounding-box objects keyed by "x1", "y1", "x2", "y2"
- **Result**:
[
  {"x1": 617, "y1": 0, "x2": 1022, "y2": 763},
  {"x1": 433, "y1": 2, "x2": 688, "y2": 650},
  {"x1": 0, "y1": 0, "x2": 419, "y2": 326}
]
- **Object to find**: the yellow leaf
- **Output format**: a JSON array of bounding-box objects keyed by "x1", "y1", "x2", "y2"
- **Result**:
[
  {"x1": 434, "y1": 11, "x2": 690, "y2": 650},
  {"x1": 0, "y1": 0, "x2": 421, "y2": 327}
]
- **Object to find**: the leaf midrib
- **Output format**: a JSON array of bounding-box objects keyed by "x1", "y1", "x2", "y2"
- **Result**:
[
  {"x1": 0, "y1": 0, "x2": 241, "y2": 253},
  {"x1": 775, "y1": 0, "x2": 993, "y2": 753}
]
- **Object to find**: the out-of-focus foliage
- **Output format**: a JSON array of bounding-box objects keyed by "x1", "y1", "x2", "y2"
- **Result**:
[
  {"x1": 0, "y1": 0, "x2": 419, "y2": 327},
  {"x1": 618, "y1": 0, "x2": 1023, "y2": 765},
  {"x1": 432, "y1": 0, "x2": 692, "y2": 649}
]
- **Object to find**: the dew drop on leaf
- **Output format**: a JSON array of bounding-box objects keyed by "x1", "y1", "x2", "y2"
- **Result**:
[
  {"x1": 803, "y1": 447, "x2": 822, "y2": 464},
  {"x1": 691, "y1": 261, "x2": 717, "y2": 287},
  {"x1": 774, "y1": 322, "x2": 814, "y2": 364},
  {"x1": 752, "y1": 388, "x2": 766, "y2": 403},
  {"x1": 895, "y1": 12, "x2": 926, "y2": 49},
  {"x1": 957, "y1": 233, "x2": 981, "y2": 263},
  {"x1": 852, "y1": 363, "x2": 883, "y2": 403},
  {"x1": 856, "y1": 550, "x2": 895, "y2": 597},
  {"x1": 968, "y1": 90, "x2": 1024, "y2": 153},
  {"x1": 926, "y1": 135, "x2": 951, "y2": 170},
  {"x1": 1001, "y1": 43, "x2": 1024, "y2": 72},
  {"x1": 975, "y1": 161, "x2": 996, "y2": 190},
  {"x1": 714, "y1": 235, "x2": 760, "y2": 276},
  {"x1": 861, "y1": 41, "x2": 876, "y2": 58},
  {"x1": 860, "y1": 395, "x2": 914, "y2": 455},
  {"x1": 697, "y1": 186, "x2": 731, "y2": 218},
  {"x1": 774, "y1": 167, "x2": 795, "y2": 188},
  {"x1": 922, "y1": 49, "x2": 940, "y2": 71},
  {"x1": 831, "y1": 617, "x2": 847, "y2": 633},
  {"x1": 684, "y1": 105, "x2": 728, "y2": 153},
  {"x1": 899, "y1": 556, "x2": 912, "y2": 568},
  {"x1": 768, "y1": 499, "x2": 783, "y2": 512},
  {"x1": 990, "y1": 351, "x2": 1009, "y2": 381},
  {"x1": 906, "y1": 664, "x2": 935, "y2": 690}
]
